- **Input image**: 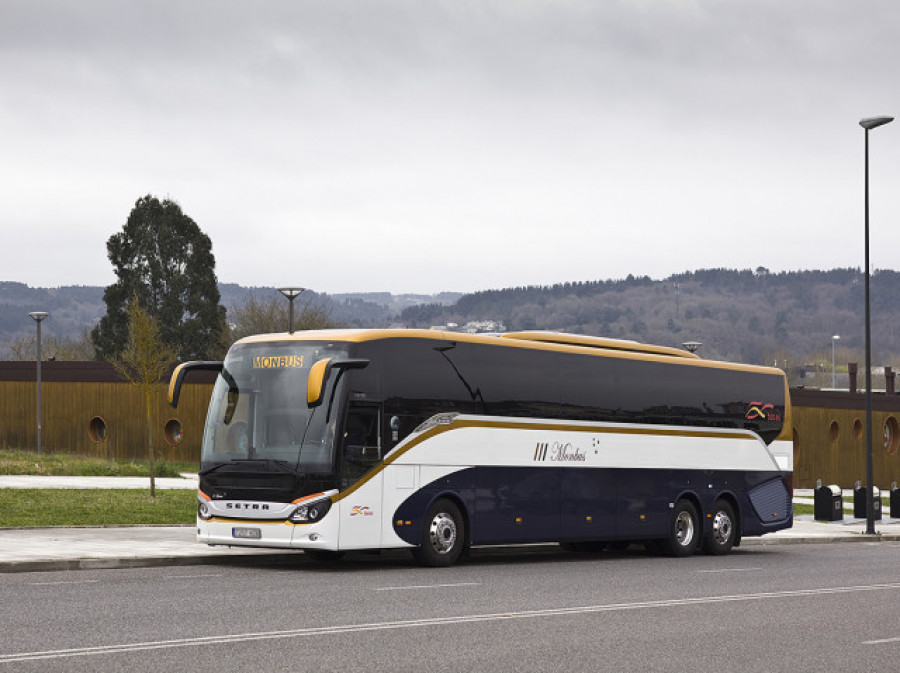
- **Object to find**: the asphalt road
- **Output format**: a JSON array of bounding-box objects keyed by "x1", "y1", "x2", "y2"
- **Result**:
[{"x1": 2, "y1": 543, "x2": 900, "y2": 672}]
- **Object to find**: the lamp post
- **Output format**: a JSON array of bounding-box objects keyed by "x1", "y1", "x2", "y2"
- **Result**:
[
  {"x1": 860, "y1": 115, "x2": 893, "y2": 535},
  {"x1": 832, "y1": 335, "x2": 840, "y2": 388},
  {"x1": 277, "y1": 287, "x2": 306, "y2": 334},
  {"x1": 27, "y1": 311, "x2": 49, "y2": 455}
]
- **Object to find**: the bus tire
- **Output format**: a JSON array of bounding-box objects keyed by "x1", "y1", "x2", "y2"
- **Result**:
[
  {"x1": 661, "y1": 499, "x2": 700, "y2": 557},
  {"x1": 304, "y1": 549, "x2": 345, "y2": 563},
  {"x1": 702, "y1": 500, "x2": 736, "y2": 556},
  {"x1": 412, "y1": 499, "x2": 466, "y2": 567}
]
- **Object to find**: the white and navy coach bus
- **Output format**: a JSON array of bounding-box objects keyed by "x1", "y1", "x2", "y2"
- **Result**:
[{"x1": 169, "y1": 329, "x2": 793, "y2": 566}]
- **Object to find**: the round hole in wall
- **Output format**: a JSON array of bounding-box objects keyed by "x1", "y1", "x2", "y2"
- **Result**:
[
  {"x1": 164, "y1": 419, "x2": 183, "y2": 446},
  {"x1": 853, "y1": 418, "x2": 863, "y2": 440},
  {"x1": 88, "y1": 417, "x2": 107, "y2": 443},
  {"x1": 884, "y1": 417, "x2": 899, "y2": 455},
  {"x1": 829, "y1": 420, "x2": 839, "y2": 443}
]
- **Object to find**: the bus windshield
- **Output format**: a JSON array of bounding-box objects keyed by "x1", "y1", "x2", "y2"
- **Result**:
[{"x1": 200, "y1": 342, "x2": 349, "y2": 474}]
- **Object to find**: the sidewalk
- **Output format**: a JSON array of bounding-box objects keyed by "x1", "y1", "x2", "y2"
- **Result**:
[
  {"x1": 0, "y1": 474, "x2": 199, "y2": 489},
  {"x1": 3, "y1": 480, "x2": 900, "y2": 573}
]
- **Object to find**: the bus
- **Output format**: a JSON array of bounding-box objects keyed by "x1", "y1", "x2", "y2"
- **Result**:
[{"x1": 169, "y1": 329, "x2": 793, "y2": 566}]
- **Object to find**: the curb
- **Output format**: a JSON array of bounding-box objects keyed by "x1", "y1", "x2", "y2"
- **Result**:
[{"x1": 5, "y1": 533, "x2": 900, "y2": 574}]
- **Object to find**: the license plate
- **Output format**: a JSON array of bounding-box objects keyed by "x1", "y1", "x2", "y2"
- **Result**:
[{"x1": 232, "y1": 527, "x2": 261, "y2": 540}]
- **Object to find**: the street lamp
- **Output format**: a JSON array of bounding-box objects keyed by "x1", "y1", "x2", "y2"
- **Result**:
[
  {"x1": 860, "y1": 115, "x2": 893, "y2": 535},
  {"x1": 831, "y1": 335, "x2": 840, "y2": 389},
  {"x1": 682, "y1": 341, "x2": 702, "y2": 354},
  {"x1": 27, "y1": 311, "x2": 49, "y2": 455},
  {"x1": 277, "y1": 287, "x2": 306, "y2": 334}
]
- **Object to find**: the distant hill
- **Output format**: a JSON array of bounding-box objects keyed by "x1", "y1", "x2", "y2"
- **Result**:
[
  {"x1": 400, "y1": 268, "x2": 900, "y2": 373},
  {"x1": 3, "y1": 269, "x2": 898, "y2": 380},
  {"x1": 0, "y1": 281, "x2": 461, "y2": 346}
]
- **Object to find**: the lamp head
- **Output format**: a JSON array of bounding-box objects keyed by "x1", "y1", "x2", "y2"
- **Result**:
[
  {"x1": 277, "y1": 287, "x2": 306, "y2": 300},
  {"x1": 28, "y1": 311, "x2": 49, "y2": 322},
  {"x1": 860, "y1": 116, "x2": 894, "y2": 130}
]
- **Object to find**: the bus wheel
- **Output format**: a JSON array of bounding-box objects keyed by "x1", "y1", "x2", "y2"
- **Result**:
[
  {"x1": 412, "y1": 499, "x2": 466, "y2": 567},
  {"x1": 304, "y1": 549, "x2": 345, "y2": 563},
  {"x1": 702, "y1": 500, "x2": 736, "y2": 556},
  {"x1": 661, "y1": 500, "x2": 700, "y2": 557}
]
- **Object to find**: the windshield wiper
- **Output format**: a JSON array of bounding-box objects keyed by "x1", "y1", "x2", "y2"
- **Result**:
[
  {"x1": 199, "y1": 461, "x2": 239, "y2": 476},
  {"x1": 201, "y1": 458, "x2": 304, "y2": 477}
]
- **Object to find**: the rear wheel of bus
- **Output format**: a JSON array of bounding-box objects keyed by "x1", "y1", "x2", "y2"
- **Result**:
[
  {"x1": 412, "y1": 498, "x2": 467, "y2": 567},
  {"x1": 702, "y1": 499, "x2": 736, "y2": 555},
  {"x1": 659, "y1": 499, "x2": 700, "y2": 557}
]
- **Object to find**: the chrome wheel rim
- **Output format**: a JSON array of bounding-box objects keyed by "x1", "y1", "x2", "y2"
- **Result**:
[
  {"x1": 675, "y1": 510, "x2": 695, "y2": 547},
  {"x1": 428, "y1": 512, "x2": 457, "y2": 554},
  {"x1": 712, "y1": 510, "x2": 733, "y2": 546}
]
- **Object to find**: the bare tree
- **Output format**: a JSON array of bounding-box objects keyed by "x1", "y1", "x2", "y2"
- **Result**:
[
  {"x1": 111, "y1": 298, "x2": 176, "y2": 497},
  {"x1": 227, "y1": 294, "x2": 338, "y2": 343},
  {"x1": 4, "y1": 330, "x2": 95, "y2": 361}
]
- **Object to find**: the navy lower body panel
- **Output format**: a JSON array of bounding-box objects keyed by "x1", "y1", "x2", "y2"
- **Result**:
[{"x1": 392, "y1": 466, "x2": 791, "y2": 547}]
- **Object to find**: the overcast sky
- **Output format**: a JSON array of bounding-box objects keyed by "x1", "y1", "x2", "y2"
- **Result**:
[{"x1": 2, "y1": 0, "x2": 900, "y2": 295}]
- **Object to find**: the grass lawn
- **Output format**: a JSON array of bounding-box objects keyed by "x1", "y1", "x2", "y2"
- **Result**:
[
  {"x1": 0, "y1": 489, "x2": 197, "y2": 527},
  {"x1": 0, "y1": 449, "x2": 196, "y2": 478}
]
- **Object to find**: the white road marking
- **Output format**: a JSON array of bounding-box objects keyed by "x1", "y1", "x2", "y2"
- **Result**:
[
  {"x1": 374, "y1": 582, "x2": 481, "y2": 591},
  {"x1": 26, "y1": 580, "x2": 100, "y2": 587},
  {"x1": 696, "y1": 567, "x2": 762, "y2": 574},
  {"x1": 863, "y1": 636, "x2": 900, "y2": 645},
  {"x1": 4, "y1": 582, "x2": 900, "y2": 663}
]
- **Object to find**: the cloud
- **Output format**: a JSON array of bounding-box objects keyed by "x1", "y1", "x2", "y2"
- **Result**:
[{"x1": 2, "y1": 1, "x2": 899, "y2": 294}]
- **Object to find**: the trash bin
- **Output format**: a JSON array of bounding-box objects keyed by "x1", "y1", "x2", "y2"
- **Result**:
[
  {"x1": 891, "y1": 482, "x2": 900, "y2": 518},
  {"x1": 814, "y1": 481, "x2": 843, "y2": 521},
  {"x1": 853, "y1": 481, "x2": 882, "y2": 520}
]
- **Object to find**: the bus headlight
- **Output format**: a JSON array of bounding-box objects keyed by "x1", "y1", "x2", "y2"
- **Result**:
[
  {"x1": 289, "y1": 498, "x2": 332, "y2": 523},
  {"x1": 198, "y1": 502, "x2": 212, "y2": 520}
]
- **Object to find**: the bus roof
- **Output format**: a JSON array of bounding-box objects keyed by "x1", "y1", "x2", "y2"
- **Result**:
[
  {"x1": 234, "y1": 328, "x2": 788, "y2": 377},
  {"x1": 498, "y1": 331, "x2": 700, "y2": 359}
]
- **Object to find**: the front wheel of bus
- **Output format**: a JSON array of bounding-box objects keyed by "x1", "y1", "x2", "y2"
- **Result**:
[
  {"x1": 702, "y1": 500, "x2": 736, "y2": 556},
  {"x1": 412, "y1": 499, "x2": 466, "y2": 567},
  {"x1": 660, "y1": 499, "x2": 700, "y2": 557}
]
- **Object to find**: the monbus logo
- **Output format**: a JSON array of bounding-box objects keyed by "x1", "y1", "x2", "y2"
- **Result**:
[
  {"x1": 252, "y1": 355, "x2": 304, "y2": 369},
  {"x1": 746, "y1": 402, "x2": 782, "y2": 422},
  {"x1": 533, "y1": 441, "x2": 586, "y2": 462}
]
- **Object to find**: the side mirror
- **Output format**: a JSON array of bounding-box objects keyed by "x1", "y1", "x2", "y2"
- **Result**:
[
  {"x1": 168, "y1": 361, "x2": 223, "y2": 408},
  {"x1": 306, "y1": 358, "x2": 370, "y2": 407}
]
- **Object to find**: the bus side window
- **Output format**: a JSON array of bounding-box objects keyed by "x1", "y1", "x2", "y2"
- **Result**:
[{"x1": 342, "y1": 406, "x2": 381, "y2": 487}]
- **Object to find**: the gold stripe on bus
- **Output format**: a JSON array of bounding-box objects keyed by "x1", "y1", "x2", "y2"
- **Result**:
[{"x1": 331, "y1": 417, "x2": 762, "y2": 504}]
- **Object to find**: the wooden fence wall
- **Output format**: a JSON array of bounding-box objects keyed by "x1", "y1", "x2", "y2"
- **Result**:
[
  {"x1": 792, "y1": 389, "x2": 900, "y2": 489},
  {"x1": 0, "y1": 362, "x2": 213, "y2": 464}
]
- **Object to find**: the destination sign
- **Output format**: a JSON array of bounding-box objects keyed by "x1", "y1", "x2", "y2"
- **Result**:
[{"x1": 251, "y1": 355, "x2": 305, "y2": 369}]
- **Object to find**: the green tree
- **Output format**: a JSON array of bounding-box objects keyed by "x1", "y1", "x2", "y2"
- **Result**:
[
  {"x1": 92, "y1": 195, "x2": 226, "y2": 361},
  {"x1": 111, "y1": 298, "x2": 176, "y2": 497},
  {"x1": 227, "y1": 294, "x2": 338, "y2": 343}
]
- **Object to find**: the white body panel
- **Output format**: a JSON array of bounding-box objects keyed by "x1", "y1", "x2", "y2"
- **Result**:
[{"x1": 198, "y1": 416, "x2": 788, "y2": 552}]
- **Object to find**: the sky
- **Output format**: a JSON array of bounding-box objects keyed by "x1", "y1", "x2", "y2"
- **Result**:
[{"x1": 2, "y1": 0, "x2": 900, "y2": 295}]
